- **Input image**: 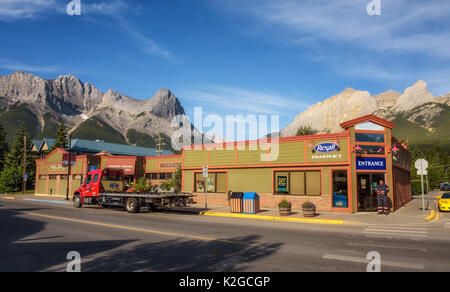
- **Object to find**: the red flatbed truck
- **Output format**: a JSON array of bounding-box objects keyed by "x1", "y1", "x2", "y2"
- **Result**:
[{"x1": 72, "y1": 168, "x2": 194, "y2": 213}]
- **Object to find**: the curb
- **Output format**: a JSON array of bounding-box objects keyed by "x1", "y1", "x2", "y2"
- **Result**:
[
  {"x1": 1, "y1": 196, "x2": 70, "y2": 205},
  {"x1": 199, "y1": 211, "x2": 362, "y2": 225},
  {"x1": 425, "y1": 199, "x2": 438, "y2": 221}
]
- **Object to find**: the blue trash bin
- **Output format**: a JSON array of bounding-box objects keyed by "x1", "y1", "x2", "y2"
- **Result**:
[{"x1": 243, "y1": 192, "x2": 260, "y2": 214}]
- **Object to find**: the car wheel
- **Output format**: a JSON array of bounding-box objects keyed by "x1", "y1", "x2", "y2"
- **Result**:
[
  {"x1": 125, "y1": 198, "x2": 140, "y2": 213},
  {"x1": 73, "y1": 196, "x2": 82, "y2": 208}
]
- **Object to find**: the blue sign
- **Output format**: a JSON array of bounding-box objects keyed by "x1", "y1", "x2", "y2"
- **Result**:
[
  {"x1": 314, "y1": 143, "x2": 339, "y2": 153},
  {"x1": 356, "y1": 157, "x2": 386, "y2": 170},
  {"x1": 24, "y1": 173, "x2": 28, "y2": 180}
]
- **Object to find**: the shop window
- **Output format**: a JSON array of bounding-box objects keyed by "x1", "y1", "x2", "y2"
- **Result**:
[
  {"x1": 39, "y1": 175, "x2": 47, "y2": 180},
  {"x1": 275, "y1": 171, "x2": 321, "y2": 196},
  {"x1": 195, "y1": 173, "x2": 204, "y2": 192},
  {"x1": 290, "y1": 172, "x2": 305, "y2": 195},
  {"x1": 355, "y1": 132, "x2": 385, "y2": 143},
  {"x1": 333, "y1": 171, "x2": 348, "y2": 208},
  {"x1": 166, "y1": 173, "x2": 173, "y2": 179},
  {"x1": 61, "y1": 175, "x2": 69, "y2": 180},
  {"x1": 160, "y1": 173, "x2": 167, "y2": 180},
  {"x1": 306, "y1": 171, "x2": 321, "y2": 195},
  {"x1": 275, "y1": 172, "x2": 289, "y2": 194},
  {"x1": 195, "y1": 172, "x2": 227, "y2": 193},
  {"x1": 49, "y1": 175, "x2": 57, "y2": 180},
  {"x1": 146, "y1": 173, "x2": 158, "y2": 180},
  {"x1": 216, "y1": 173, "x2": 227, "y2": 193},
  {"x1": 356, "y1": 145, "x2": 385, "y2": 155}
]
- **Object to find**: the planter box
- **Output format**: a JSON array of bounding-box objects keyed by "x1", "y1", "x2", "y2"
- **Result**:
[
  {"x1": 302, "y1": 208, "x2": 316, "y2": 217},
  {"x1": 279, "y1": 206, "x2": 291, "y2": 216}
]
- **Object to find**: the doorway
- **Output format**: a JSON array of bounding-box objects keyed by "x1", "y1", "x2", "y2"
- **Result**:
[{"x1": 357, "y1": 173, "x2": 385, "y2": 212}]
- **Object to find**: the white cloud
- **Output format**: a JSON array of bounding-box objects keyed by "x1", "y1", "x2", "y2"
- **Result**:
[
  {"x1": 184, "y1": 85, "x2": 310, "y2": 115},
  {"x1": 217, "y1": 0, "x2": 450, "y2": 58},
  {"x1": 0, "y1": 0, "x2": 59, "y2": 21},
  {"x1": 0, "y1": 59, "x2": 59, "y2": 73}
]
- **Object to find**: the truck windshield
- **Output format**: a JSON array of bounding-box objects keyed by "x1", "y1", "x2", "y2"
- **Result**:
[{"x1": 85, "y1": 175, "x2": 92, "y2": 185}]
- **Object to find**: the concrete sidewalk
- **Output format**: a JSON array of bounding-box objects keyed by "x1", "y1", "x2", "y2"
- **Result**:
[
  {"x1": 174, "y1": 194, "x2": 439, "y2": 225},
  {"x1": 2, "y1": 192, "x2": 438, "y2": 226}
]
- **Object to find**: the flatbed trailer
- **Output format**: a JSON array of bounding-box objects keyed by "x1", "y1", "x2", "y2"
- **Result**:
[{"x1": 72, "y1": 168, "x2": 194, "y2": 213}]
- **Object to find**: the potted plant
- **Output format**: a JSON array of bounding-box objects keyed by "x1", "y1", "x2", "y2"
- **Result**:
[
  {"x1": 302, "y1": 202, "x2": 316, "y2": 217},
  {"x1": 278, "y1": 200, "x2": 292, "y2": 216}
]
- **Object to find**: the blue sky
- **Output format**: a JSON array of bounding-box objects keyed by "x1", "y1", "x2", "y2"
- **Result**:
[{"x1": 1, "y1": 0, "x2": 449, "y2": 134}]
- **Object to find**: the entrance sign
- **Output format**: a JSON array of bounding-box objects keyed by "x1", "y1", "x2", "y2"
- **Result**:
[{"x1": 356, "y1": 157, "x2": 386, "y2": 170}]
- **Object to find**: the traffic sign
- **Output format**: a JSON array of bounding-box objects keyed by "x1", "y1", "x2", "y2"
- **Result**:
[
  {"x1": 417, "y1": 170, "x2": 427, "y2": 176},
  {"x1": 415, "y1": 159, "x2": 428, "y2": 171},
  {"x1": 23, "y1": 173, "x2": 28, "y2": 180},
  {"x1": 415, "y1": 159, "x2": 429, "y2": 212}
]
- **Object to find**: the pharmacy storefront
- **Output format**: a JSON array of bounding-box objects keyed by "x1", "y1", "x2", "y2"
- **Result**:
[{"x1": 181, "y1": 115, "x2": 412, "y2": 213}]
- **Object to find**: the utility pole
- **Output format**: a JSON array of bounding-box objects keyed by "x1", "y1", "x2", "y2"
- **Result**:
[
  {"x1": 22, "y1": 136, "x2": 27, "y2": 194},
  {"x1": 155, "y1": 135, "x2": 166, "y2": 156},
  {"x1": 66, "y1": 135, "x2": 72, "y2": 201}
]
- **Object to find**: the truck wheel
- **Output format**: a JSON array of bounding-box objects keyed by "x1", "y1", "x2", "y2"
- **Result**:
[
  {"x1": 73, "y1": 196, "x2": 82, "y2": 208},
  {"x1": 125, "y1": 198, "x2": 140, "y2": 213}
]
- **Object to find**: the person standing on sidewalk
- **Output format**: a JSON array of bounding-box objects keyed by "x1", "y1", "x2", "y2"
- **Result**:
[{"x1": 375, "y1": 180, "x2": 390, "y2": 215}]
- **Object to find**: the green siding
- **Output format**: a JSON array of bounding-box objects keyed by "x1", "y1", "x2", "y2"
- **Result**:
[
  {"x1": 237, "y1": 146, "x2": 268, "y2": 166},
  {"x1": 210, "y1": 150, "x2": 235, "y2": 167},
  {"x1": 183, "y1": 170, "x2": 194, "y2": 192},
  {"x1": 146, "y1": 159, "x2": 158, "y2": 172},
  {"x1": 59, "y1": 179, "x2": 68, "y2": 197},
  {"x1": 228, "y1": 168, "x2": 273, "y2": 193},
  {"x1": 38, "y1": 178, "x2": 46, "y2": 194},
  {"x1": 271, "y1": 141, "x2": 305, "y2": 164},
  {"x1": 322, "y1": 167, "x2": 331, "y2": 195},
  {"x1": 48, "y1": 179, "x2": 57, "y2": 196},
  {"x1": 184, "y1": 150, "x2": 208, "y2": 167}
]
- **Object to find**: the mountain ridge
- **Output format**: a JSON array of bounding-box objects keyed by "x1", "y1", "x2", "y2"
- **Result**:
[
  {"x1": 0, "y1": 71, "x2": 187, "y2": 149},
  {"x1": 281, "y1": 80, "x2": 450, "y2": 149}
]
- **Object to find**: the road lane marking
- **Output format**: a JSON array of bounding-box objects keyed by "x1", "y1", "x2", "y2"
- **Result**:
[
  {"x1": 363, "y1": 228, "x2": 427, "y2": 234},
  {"x1": 346, "y1": 242, "x2": 427, "y2": 252},
  {"x1": 26, "y1": 212, "x2": 262, "y2": 247},
  {"x1": 322, "y1": 254, "x2": 425, "y2": 270}
]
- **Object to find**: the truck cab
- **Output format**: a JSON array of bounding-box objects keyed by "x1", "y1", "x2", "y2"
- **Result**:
[{"x1": 73, "y1": 168, "x2": 125, "y2": 206}]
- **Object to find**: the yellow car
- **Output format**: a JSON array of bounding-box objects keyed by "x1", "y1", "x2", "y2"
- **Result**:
[{"x1": 438, "y1": 193, "x2": 450, "y2": 212}]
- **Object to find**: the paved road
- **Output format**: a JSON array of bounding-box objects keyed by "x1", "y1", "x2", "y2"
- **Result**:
[{"x1": 0, "y1": 198, "x2": 449, "y2": 272}]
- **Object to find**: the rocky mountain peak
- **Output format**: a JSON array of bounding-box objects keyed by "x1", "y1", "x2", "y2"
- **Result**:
[{"x1": 394, "y1": 80, "x2": 434, "y2": 112}]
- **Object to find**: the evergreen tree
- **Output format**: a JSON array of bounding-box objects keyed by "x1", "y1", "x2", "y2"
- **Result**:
[
  {"x1": 296, "y1": 126, "x2": 317, "y2": 136},
  {"x1": 0, "y1": 124, "x2": 33, "y2": 193},
  {"x1": 0, "y1": 124, "x2": 8, "y2": 171},
  {"x1": 5, "y1": 123, "x2": 31, "y2": 168},
  {"x1": 51, "y1": 122, "x2": 69, "y2": 151}
]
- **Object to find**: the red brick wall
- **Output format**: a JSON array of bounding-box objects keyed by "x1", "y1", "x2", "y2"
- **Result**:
[{"x1": 192, "y1": 192, "x2": 333, "y2": 211}]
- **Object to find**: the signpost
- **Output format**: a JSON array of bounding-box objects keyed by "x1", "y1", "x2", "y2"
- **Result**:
[
  {"x1": 415, "y1": 159, "x2": 429, "y2": 212},
  {"x1": 203, "y1": 166, "x2": 208, "y2": 210}
]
